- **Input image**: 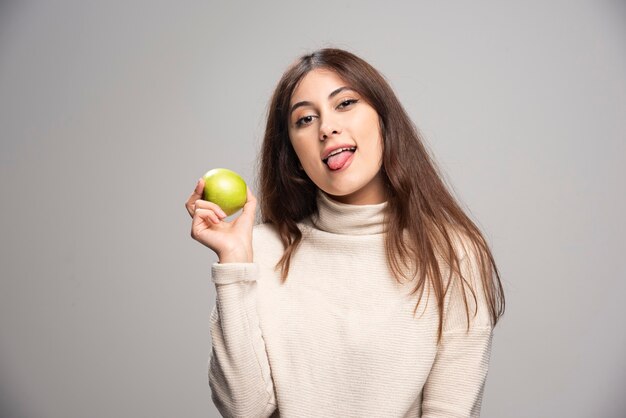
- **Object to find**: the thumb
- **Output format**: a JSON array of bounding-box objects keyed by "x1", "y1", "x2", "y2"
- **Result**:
[
  {"x1": 237, "y1": 187, "x2": 257, "y2": 230},
  {"x1": 194, "y1": 178, "x2": 205, "y2": 197}
]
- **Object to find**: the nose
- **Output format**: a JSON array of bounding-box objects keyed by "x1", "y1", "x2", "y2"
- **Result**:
[{"x1": 319, "y1": 118, "x2": 341, "y2": 141}]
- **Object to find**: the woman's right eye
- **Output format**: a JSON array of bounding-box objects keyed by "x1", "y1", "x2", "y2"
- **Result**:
[{"x1": 295, "y1": 115, "x2": 315, "y2": 127}]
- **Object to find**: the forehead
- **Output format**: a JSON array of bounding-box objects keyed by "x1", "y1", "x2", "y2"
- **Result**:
[{"x1": 290, "y1": 69, "x2": 348, "y2": 103}]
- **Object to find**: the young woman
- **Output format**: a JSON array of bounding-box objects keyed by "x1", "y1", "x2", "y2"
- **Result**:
[{"x1": 185, "y1": 48, "x2": 505, "y2": 417}]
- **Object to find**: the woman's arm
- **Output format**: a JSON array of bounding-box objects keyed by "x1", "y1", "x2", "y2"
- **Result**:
[
  {"x1": 209, "y1": 262, "x2": 277, "y2": 418},
  {"x1": 186, "y1": 179, "x2": 276, "y2": 416},
  {"x1": 421, "y1": 248, "x2": 495, "y2": 418},
  {"x1": 421, "y1": 327, "x2": 492, "y2": 417}
]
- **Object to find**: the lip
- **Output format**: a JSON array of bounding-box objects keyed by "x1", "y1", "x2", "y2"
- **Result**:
[{"x1": 321, "y1": 143, "x2": 357, "y2": 161}]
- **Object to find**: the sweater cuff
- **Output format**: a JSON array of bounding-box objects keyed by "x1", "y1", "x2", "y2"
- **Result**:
[{"x1": 211, "y1": 262, "x2": 259, "y2": 285}]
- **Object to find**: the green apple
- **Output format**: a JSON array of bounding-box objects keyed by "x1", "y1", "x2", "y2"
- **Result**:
[{"x1": 202, "y1": 168, "x2": 247, "y2": 216}]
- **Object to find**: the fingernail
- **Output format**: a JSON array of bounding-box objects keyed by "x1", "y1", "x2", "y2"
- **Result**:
[{"x1": 218, "y1": 209, "x2": 227, "y2": 218}]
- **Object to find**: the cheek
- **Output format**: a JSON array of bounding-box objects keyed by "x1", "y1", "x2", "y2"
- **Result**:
[
  {"x1": 355, "y1": 107, "x2": 381, "y2": 137},
  {"x1": 358, "y1": 117, "x2": 384, "y2": 161},
  {"x1": 291, "y1": 142, "x2": 306, "y2": 162},
  {"x1": 291, "y1": 132, "x2": 317, "y2": 156},
  {"x1": 289, "y1": 140, "x2": 318, "y2": 171}
]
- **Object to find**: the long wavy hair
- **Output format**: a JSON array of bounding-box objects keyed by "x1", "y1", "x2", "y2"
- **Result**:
[{"x1": 259, "y1": 48, "x2": 505, "y2": 341}]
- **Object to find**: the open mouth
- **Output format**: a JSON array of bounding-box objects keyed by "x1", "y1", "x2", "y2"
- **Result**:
[{"x1": 322, "y1": 146, "x2": 357, "y2": 170}]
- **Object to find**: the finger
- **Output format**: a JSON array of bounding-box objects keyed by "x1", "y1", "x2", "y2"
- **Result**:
[
  {"x1": 185, "y1": 178, "x2": 205, "y2": 217},
  {"x1": 194, "y1": 177, "x2": 204, "y2": 196},
  {"x1": 245, "y1": 187, "x2": 257, "y2": 208},
  {"x1": 244, "y1": 187, "x2": 257, "y2": 211},
  {"x1": 195, "y1": 208, "x2": 221, "y2": 225},
  {"x1": 237, "y1": 187, "x2": 257, "y2": 230},
  {"x1": 195, "y1": 199, "x2": 228, "y2": 219}
]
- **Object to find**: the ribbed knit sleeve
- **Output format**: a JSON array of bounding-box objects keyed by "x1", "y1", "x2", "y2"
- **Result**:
[
  {"x1": 208, "y1": 262, "x2": 277, "y2": 418},
  {"x1": 421, "y1": 327, "x2": 492, "y2": 417},
  {"x1": 421, "y1": 250, "x2": 494, "y2": 418}
]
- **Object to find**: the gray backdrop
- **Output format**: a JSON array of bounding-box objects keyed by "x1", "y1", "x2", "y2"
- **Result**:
[{"x1": 1, "y1": 1, "x2": 624, "y2": 417}]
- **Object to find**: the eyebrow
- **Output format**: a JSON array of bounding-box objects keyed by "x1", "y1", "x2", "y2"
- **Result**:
[{"x1": 289, "y1": 86, "x2": 355, "y2": 116}]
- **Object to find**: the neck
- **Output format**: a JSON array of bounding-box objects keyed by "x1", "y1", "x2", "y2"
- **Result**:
[
  {"x1": 324, "y1": 172, "x2": 388, "y2": 205},
  {"x1": 326, "y1": 190, "x2": 387, "y2": 205},
  {"x1": 310, "y1": 190, "x2": 388, "y2": 235}
]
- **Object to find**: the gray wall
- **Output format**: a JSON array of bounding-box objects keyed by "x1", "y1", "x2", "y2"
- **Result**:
[{"x1": 1, "y1": 1, "x2": 624, "y2": 417}]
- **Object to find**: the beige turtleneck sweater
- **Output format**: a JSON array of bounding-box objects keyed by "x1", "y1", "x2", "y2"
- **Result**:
[{"x1": 208, "y1": 192, "x2": 494, "y2": 418}]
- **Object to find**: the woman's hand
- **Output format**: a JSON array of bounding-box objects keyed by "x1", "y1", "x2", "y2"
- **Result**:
[{"x1": 185, "y1": 178, "x2": 257, "y2": 263}]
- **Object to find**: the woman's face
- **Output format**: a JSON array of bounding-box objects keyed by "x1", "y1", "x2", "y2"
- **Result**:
[{"x1": 287, "y1": 69, "x2": 386, "y2": 205}]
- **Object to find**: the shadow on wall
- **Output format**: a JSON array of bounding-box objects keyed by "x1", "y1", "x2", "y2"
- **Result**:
[{"x1": 0, "y1": 390, "x2": 29, "y2": 418}]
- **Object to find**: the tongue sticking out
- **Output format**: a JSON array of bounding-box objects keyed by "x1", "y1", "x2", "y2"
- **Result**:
[{"x1": 326, "y1": 150, "x2": 354, "y2": 170}]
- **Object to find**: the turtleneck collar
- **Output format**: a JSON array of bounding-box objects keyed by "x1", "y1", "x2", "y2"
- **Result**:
[{"x1": 309, "y1": 190, "x2": 388, "y2": 235}]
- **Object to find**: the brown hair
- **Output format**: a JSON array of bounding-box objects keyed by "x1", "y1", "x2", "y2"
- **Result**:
[{"x1": 259, "y1": 48, "x2": 505, "y2": 342}]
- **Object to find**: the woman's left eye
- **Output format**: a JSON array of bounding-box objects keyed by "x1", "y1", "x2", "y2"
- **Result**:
[{"x1": 337, "y1": 99, "x2": 358, "y2": 109}]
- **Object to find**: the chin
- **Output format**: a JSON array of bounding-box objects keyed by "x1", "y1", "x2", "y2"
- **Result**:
[
  {"x1": 320, "y1": 184, "x2": 360, "y2": 198},
  {"x1": 322, "y1": 187, "x2": 366, "y2": 204}
]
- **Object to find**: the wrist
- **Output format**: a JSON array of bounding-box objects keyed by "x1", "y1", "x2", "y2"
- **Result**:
[{"x1": 217, "y1": 249, "x2": 252, "y2": 264}]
